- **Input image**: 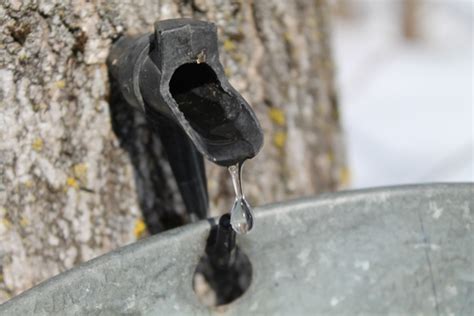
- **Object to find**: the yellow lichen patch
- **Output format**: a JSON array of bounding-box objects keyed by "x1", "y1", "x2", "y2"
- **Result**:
[
  {"x1": 224, "y1": 67, "x2": 233, "y2": 77},
  {"x1": 233, "y1": 53, "x2": 244, "y2": 63},
  {"x1": 273, "y1": 131, "x2": 287, "y2": 149},
  {"x1": 133, "y1": 218, "x2": 147, "y2": 239},
  {"x1": 32, "y1": 137, "x2": 43, "y2": 152},
  {"x1": 23, "y1": 179, "x2": 34, "y2": 188},
  {"x1": 269, "y1": 108, "x2": 286, "y2": 126},
  {"x1": 19, "y1": 53, "x2": 28, "y2": 62},
  {"x1": 55, "y1": 80, "x2": 66, "y2": 89},
  {"x1": 32, "y1": 103, "x2": 48, "y2": 112},
  {"x1": 326, "y1": 151, "x2": 334, "y2": 163},
  {"x1": 1, "y1": 218, "x2": 12, "y2": 230},
  {"x1": 223, "y1": 39, "x2": 236, "y2": 52},
  {"x1": 73, "y1": 163, "x2": 88, "y2": 182},
  {"x1": 19, "y1": 216, "x2": 29, "y2": 227},
  {"x1": 339, "y1": 166, "x2": 351, "y2": 187},
  {"x1": 66, "y1": 177, "x2": 79, "y2": 189}
]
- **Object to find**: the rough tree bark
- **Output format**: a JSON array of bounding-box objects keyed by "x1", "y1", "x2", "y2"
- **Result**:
[{"x1": 0, "y1": 0, "x2": 346, "y2": 302}]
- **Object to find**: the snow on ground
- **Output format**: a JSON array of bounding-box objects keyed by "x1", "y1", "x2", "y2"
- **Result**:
[{"x1": 332, "y1": 0, "x2": 473, "y2": 188}]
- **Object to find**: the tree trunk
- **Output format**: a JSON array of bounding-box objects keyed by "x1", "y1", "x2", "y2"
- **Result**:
[
  {"x1": 0, "y1": 0, "x2": 346, "y2": 302},
  {"x1": 402, "y1": 0, "x2": 419, "y2": 41}
]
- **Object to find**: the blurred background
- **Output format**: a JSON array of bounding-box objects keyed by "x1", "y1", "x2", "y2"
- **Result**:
[{"x1": 330, "y1": 0, "x2": 473, "y2": 188}]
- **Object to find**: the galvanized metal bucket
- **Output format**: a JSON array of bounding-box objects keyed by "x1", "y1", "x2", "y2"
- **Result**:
[{"x1": 1, "y1": 183, "x2": 472, "y2": 315}]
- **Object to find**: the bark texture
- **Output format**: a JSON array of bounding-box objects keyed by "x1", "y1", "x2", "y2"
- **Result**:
[{"x1": 0, "y1": 0, "x2": 346, "y2": 302}]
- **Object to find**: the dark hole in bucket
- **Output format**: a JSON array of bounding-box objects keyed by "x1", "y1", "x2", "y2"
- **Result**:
[
  {"x1": 193, "y1": 215, "x2": 252, "y2": 307},
  {"x1": 169, "y1": 63, "x2": 241, "y2": 144}
]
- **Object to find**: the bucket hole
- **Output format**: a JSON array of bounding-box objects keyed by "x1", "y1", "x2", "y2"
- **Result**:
[{"x1": 192, "y1": 218, "x2": 252, "y2": 307}]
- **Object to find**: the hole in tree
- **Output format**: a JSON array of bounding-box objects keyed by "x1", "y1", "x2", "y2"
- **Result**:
[
  {"x1": 192, "y1": 216, "x2": 252, "y2": 307},
  {"x1": 169, "y1": 63, "x2": 241, "y2": 143}
]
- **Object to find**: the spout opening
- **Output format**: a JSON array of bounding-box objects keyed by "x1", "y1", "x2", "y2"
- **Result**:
[{"x1": 169, "y1": 63, "x2": 242, "y2": 144}]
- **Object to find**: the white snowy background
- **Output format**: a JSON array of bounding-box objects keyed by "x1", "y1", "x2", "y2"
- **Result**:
[{"x1": 332, "y1": 0, "x2": 473, "y2": 188}]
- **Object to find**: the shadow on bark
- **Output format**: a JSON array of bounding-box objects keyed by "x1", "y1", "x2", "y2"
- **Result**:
[{"x1": 107, "y1": 73, "x2": 189, "y2": 234}]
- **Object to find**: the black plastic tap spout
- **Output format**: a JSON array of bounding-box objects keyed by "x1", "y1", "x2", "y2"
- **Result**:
[
  {"x1": 108, "y1": 19, "x2": 263, "y2": 166},
  {"x1": 108, "y1": 19, "x2": 263, "y2": 220}
]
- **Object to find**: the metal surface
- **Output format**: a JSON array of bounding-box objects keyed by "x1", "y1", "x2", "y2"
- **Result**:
[{"x1": 1, "y1": 184, "x2": 472, "y2": 315}]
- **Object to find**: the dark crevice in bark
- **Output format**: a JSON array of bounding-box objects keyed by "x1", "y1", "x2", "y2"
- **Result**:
[{"x1": 7, "y1": 22, "x2": 31, "y2": 45}]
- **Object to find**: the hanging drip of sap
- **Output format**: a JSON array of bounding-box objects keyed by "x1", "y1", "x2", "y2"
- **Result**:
[{"x1": 228, "y1": 162, "x2": 254, "y2": 234}]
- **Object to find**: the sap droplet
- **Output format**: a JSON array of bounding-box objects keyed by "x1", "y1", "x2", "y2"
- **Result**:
[
  {"x1": 228, "y1": 162, "x2": 254, "y2": 234},
  {"x1": 230, "y1": 197, "x2": 254, "y2": 234}
]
